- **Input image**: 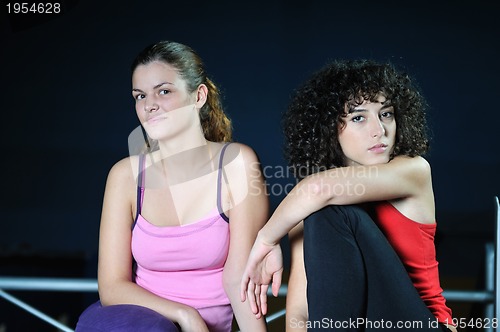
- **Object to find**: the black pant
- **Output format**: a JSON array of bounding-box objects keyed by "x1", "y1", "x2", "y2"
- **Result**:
[{"x1": 303, "y1": 205, "x2": 447, "y2": 331}]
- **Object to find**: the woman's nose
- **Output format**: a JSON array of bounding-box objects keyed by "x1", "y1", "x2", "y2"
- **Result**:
[
  {"x1": 144, "y1": 98, "x2": 159, "y2": 113},
  {"x1": 371, "y1": 118, "x2": 386, "y2": 138}
]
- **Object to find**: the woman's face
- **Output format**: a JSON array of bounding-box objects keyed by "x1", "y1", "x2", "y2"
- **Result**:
[
  {"x1": 338, "y1": 94, "x2": 396, "y2": 166},
  {"x1": 132, "y1": 61, "x2": 198, "y2": 141}
]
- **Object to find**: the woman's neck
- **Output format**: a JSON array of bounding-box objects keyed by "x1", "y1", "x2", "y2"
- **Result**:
[
  {"x1": 157, "y1": 133, "x2": 207, "y2": 159},
  {"x1": 151, "y1": 129, "x2": 215, "y2": 183}
]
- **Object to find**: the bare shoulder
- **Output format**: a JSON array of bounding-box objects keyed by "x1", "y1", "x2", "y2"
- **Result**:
[
  {"x1": 220, "y1": 143, "x2": 265, "y2": 198},
  {"x1": 410, "y1": 155, "x2": 431, "y2": 171},
  {"x1": 391, "y1": 155, "x2": 430, "y2": 167},
  {"x1": 388, "y1": 156, "x2": 435, "y2": 222},
  {"x1": 100, "y1": 156, "x2": 138, "y2": 227},
  {"x1": 389, "y1": 155, "x2": 431, "y2": 180},
  {"x1": 220, "y1": 142, "x2": 259, "y2": 166},
  {"x1": 224, "y1": 142, "x2": 260, "y2": 164},
  {"x1": 106, "y1": 155, "x2": 139, "y2": 186}
]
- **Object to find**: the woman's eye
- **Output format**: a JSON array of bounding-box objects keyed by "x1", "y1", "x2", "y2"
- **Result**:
[
  {"x1": 159, "y1": 89, "x2": 170, "y2": 95},
  {"x1": 134, "y1": 94, "x2": 145, "y2": 101},
  {"x1": 380, "y1": 111, "x2": 394, "y2": 119},
  {"x1": 352, "y1": 115, "x2": 364, "y2": 123}
]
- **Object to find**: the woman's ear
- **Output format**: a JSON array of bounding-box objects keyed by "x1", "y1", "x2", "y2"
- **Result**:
[{"x1": 195, "y1": 84, "x2": 208, "y2": 109}]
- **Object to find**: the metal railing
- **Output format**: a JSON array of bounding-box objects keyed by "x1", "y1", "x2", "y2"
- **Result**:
[
  {"x1": 1, "y1": 197, "x2": 498, "y2": 331},
  {"x1": 0, "y1": 277, "x2": 288, "y2": 331},
  {"x1": 0, "y1": 247, "x2": 495, "y2": 332}
]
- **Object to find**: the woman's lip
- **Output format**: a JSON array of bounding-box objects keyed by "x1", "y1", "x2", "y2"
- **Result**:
[
  {"x1": 147, "y1": 115, "x2": 167, "y2": 124},
  {"x1": 369, "y1": 144, "x2": 388, "y2": 153}
]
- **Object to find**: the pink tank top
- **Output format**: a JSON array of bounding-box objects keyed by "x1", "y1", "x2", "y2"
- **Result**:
[{"x1": 131, "y1": 144, "x2": 233, "y2": 331}]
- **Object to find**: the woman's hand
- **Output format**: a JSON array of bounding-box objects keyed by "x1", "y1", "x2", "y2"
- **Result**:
[
  {"x1": 177, "y1": 306, "x2": 209, "y2": 332},
  {"x1": 444, "y1": 324, "x2": 458, "y2": 332},
  {"x1": 240, "y1": 233, "x2": 284, "y2": 319}
]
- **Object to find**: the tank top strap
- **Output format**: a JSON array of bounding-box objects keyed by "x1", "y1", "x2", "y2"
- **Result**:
[
  {"x1": 133, "y1": 154, "x2": 146, "y2": 230},
  {"x1": 217, "y1": 143, "x2": 231, "y2": 222}
]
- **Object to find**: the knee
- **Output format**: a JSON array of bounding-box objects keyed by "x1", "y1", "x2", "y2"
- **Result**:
[
  {"x1": 305, "y1": 205, "x2": 377, "y2": 236},
  {"x1": 307, "y1": 204, "x2": 370, "y2": 225},
  {"x1": 303, "y1": 205, "x2": 355, "y2": 247},
  {"x1": 76, "y1": 302, "x2": 179, "y2": 332}
]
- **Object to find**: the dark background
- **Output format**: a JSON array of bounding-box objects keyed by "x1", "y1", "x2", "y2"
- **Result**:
[{"x1": 1, "y1": 0, "x2": 499, "y2": 330}]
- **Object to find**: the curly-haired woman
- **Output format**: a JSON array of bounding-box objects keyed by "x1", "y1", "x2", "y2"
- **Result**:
[{"x1": 241, "y1": 60, "x2": 456, "y2": 331}]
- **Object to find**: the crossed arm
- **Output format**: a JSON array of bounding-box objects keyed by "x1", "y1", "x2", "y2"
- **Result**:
[{"x1": 240, "y1": 156, "x2": 432, "y2": 317}]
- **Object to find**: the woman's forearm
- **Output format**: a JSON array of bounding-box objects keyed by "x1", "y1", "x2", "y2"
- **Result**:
[
  {"x1": 286, "y1": 222, "x2": 308, "y2": 332},
  {"x1": 258, "y1": 176, "x2": 329, "y2": 245},
  {"x1": 224, "y1": 277, "x2": 267, "y2": 331},
  {"x1": 258, "y1": 157, "x2": 424, "y2": 245},
  {"x1": 99, "y1": 279, "x2": 195, "y2": 324}
]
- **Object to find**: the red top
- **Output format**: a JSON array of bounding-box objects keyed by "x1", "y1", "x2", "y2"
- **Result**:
[{"x1": 366, "y1": 201, "x2": 453, "y2": 324}]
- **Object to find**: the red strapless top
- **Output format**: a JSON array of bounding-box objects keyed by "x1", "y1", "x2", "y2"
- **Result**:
[{"x1": 366, "y1": 201, "x2": 453, "y2": 324}]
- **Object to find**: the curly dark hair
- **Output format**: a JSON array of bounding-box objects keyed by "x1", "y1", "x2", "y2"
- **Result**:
[{"x1": 283, "y1": 59, "x2": 429, "y2": 179}]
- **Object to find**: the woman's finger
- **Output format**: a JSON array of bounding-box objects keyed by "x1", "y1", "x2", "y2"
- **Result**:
[
  {"x1": 260, "y1": 284, "x2": 269, "y2": 316},
  {"x1": 247, "y1": 281, "x2": 258, "y2": 314},
  {"x1": 254, "y1": 284, "x2": 262, "y2": 318},
  {"x1": 240, "y1": 275, "x2": 249, "y2": 302}
]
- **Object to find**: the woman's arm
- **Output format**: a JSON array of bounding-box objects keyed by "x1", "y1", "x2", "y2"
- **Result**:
[
  {"x1": 260, "y1": 155, "x2": 431, "y2": 245},
  {"x1": 97, "y1": 157, "x2": 209, "y2": 332},
  {"x1": 286, "y1": 222, "x2": 308, "y2": 332},
  {"x1": 221, "y1": 144, "x2": 270, "y2": 331},
  {"x1": 241, "y1": 155, "x2": 432, "y2": 316}
]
